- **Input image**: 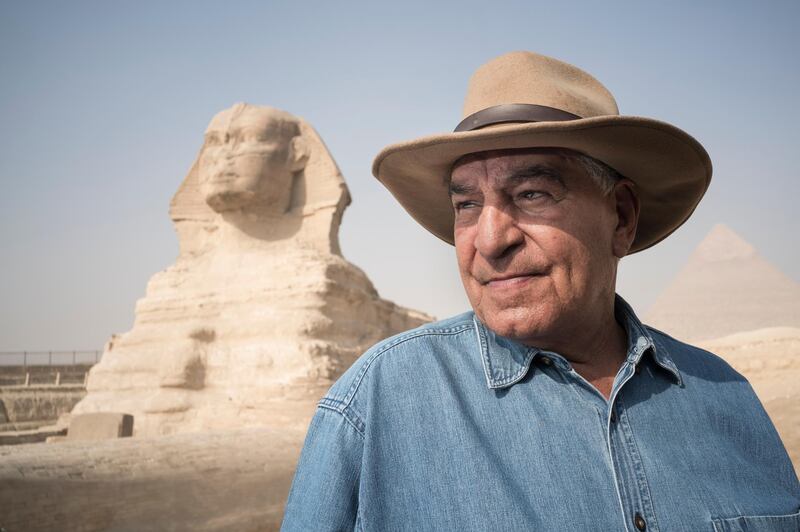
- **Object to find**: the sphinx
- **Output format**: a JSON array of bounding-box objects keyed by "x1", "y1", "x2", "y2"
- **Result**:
[{"x1": 70, "y1": 103, "x2": 430, "y2": 437}]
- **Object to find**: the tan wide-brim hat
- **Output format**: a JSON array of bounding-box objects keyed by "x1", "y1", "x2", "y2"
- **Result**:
[{"x1": 372, "y1": 51, "x2": 712, "y2": 253}]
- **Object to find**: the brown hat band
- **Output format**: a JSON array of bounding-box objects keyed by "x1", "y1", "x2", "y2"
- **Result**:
[{"x1": 454, "y1": 103, "x2": 582, "y2": 132}]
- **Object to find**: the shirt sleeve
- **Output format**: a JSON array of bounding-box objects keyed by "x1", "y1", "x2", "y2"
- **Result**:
[{"x1": 281, "y1": 404, "x2": 364, "y2": 531}]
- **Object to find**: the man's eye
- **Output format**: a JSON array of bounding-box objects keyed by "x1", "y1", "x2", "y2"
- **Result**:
[
  {"x1": 518, "y1": 190, "x2": 549, "y2": 201},
  {"x1": 454, "y1": 201, "x2": 478, "y2": 211}
]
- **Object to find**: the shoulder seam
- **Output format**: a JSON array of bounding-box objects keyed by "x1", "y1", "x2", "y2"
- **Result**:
[
  {"x1": 342, "y1": 324, "x2": 474, "y2": 405},
  {"x1": 321, "y1": 323, "x2": 475, "y2": 419},
  {"x1": 318, "y1": 400, "x2": 366, "y2": 439}
]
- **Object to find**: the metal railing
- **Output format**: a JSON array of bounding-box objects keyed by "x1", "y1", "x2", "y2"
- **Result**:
[
  {"x1": 9, "y1": 371, "x2": 91, "y2": 387},
  {"x1": 0, "y1": 350, "x2": 102, "y2": 367}
]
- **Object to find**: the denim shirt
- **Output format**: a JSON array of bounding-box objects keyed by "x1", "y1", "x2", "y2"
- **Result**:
[{"x1": 282, "y1": 296, "x2": 800, "y2": 531}]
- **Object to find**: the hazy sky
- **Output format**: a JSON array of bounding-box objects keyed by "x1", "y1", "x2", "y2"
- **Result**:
[{"x1": 1, "y1": 1, "x2": 798, "y2": 351}]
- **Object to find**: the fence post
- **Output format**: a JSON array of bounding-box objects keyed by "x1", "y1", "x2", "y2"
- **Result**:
[
  {"x1": 55, "y1": 371, "x2": 61, "y2": 386},
  {"x1": 25, "y1": 372, "x2": 30, "y2": 387}
]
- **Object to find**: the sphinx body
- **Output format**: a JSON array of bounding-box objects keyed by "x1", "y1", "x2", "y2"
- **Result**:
[{"x1": 71, "y1": 104, "x2": 430, "y2": 437}]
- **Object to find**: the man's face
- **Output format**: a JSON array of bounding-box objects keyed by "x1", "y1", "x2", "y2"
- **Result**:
[{"x1": 449, "y1": 148, "x2": 637, "y2": 346}]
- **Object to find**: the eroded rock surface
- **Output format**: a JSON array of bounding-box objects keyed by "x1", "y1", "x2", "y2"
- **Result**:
[{"x1": 71, "y1": 104, "x2": 430, "y2": 437}]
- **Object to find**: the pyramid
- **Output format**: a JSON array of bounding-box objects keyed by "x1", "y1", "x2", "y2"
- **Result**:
[{"x1": 645, "y1": 224, "x2": 800, "y2": 342}]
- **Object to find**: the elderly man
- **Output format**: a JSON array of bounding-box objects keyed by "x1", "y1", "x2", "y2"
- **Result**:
[{"x1": 281, "y1": 52, "x2": 800, "y2": 531}]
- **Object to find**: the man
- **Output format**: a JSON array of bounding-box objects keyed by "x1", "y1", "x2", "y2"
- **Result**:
[{"x1": 281, "y1": 52, "x2": 800, "y2": 531}]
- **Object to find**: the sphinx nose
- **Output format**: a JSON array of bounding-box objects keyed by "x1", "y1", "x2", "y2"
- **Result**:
[
  {"x1": 217, "y1": 132, "x2": 239, "y2": 149},
  {"x1": 474, "y1": 204, "x2": 524, "y2": 260},
  {"x1": 222, "y1": 142, "x2": 240, "y2": 159}
]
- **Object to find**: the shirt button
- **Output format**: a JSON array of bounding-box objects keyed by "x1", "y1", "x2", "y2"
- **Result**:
[
  {"x1": 634, "y1": 513, "x2": 647, "y2": 531},
  {"x1": 540, "y1": 356, "x2": 552, "y2": 366}
]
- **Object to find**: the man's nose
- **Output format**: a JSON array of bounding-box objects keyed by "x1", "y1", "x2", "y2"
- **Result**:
[{"x1": 474, "y1": 204, "x2": 524, "y2": 259}]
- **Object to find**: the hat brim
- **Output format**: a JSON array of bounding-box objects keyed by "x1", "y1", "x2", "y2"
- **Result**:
[{"x1": 372, "y1": 115, "x2": 712, "y2": 254}]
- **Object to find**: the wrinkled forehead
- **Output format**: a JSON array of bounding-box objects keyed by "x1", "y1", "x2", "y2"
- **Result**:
[
  {"x1": 204, "y1": 106, "x2": 297, "y2": 136},
  {"x1": 449, "y1": 147, "x2": 578, "y2": 181}
]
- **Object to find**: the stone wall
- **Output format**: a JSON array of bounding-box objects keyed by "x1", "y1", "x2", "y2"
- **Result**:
[{"x1": 0, "y1": 385, "x2": 86, "y2": 428}]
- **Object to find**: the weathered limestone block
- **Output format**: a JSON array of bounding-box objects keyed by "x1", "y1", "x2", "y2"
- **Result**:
[
  {"x1": 71, "y1": 104, "x2": 430, "y2": 437},
  {"x1": 67, "y1": 412, "x2": 134, "y2": 441}
]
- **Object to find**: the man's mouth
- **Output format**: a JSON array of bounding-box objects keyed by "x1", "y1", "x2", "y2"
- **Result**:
[{"x1": 482, "y1": 272, "x2": 545, "y2": 287}]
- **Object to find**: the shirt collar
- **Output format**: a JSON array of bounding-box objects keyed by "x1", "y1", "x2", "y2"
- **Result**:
[{"x1": 474, "y1": 294, "x2": 683, "y2": 390}]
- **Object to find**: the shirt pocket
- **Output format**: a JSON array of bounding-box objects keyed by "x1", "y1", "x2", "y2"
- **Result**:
[{"x1": 711, "y1": 509, "x2": 800, "y2": 532}]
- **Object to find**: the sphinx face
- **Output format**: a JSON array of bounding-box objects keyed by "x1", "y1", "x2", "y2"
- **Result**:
[{"x1": 198, "y1": 105, "x2": 301, "y2": 213}]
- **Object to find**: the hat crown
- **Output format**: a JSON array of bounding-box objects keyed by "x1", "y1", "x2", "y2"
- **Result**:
[{"x1": 462, "y1": 51, "x2": 619, "y2": 120}]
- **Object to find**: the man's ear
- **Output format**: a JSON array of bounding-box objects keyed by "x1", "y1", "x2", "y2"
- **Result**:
[
  {"x1": 611, "y1": 179, "x2": 640, "y2": 258},
  {"x1": 288, "y1": 136, "x2": 310, "y2": 172}
]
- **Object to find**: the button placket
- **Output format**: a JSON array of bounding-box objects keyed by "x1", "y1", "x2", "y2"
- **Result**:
[
  {"x1": 608, "y1": 395, "x2": 661, "y2": 532},
  {"x1": 604, "y1": 362, "x2": 639, "y2": 532},
  {"x1": 605, "y1": 368, "x2": 662, "y2": 532}
]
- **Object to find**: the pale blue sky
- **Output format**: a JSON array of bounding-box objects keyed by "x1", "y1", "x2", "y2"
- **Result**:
[{"x1": 1, "y1": 1, "x2": 798, "y2": 350}]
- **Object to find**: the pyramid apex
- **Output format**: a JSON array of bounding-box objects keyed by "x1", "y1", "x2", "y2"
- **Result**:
[
  {"x1": 692, "y1": 224, "x2": 756, "y2": 263},
  {"x1": 646, "y1": 222, "x2": 800, "y2": 341}
]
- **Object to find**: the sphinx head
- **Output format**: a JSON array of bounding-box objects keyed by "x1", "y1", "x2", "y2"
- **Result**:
[{"x1": 198, "y1": 103, "x2": 309, "y2": 214}]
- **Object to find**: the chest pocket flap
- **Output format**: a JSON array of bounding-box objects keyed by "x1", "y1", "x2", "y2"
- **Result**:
[{"x1": 712, "y1": 509, "x2": 800, "y2": 532}]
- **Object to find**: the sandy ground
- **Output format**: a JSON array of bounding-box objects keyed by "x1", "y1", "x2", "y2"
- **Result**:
[
  {"x1": 0, "y1": 427, "x2": 305, "y2": 531},
  {"x1": 700, "y1": 327, "x2": 800, "y2": 477}
]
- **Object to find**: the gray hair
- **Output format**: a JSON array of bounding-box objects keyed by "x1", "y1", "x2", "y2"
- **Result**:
[{"x1": 568, "y1": 152, "x2": 624, "y2": 196}]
